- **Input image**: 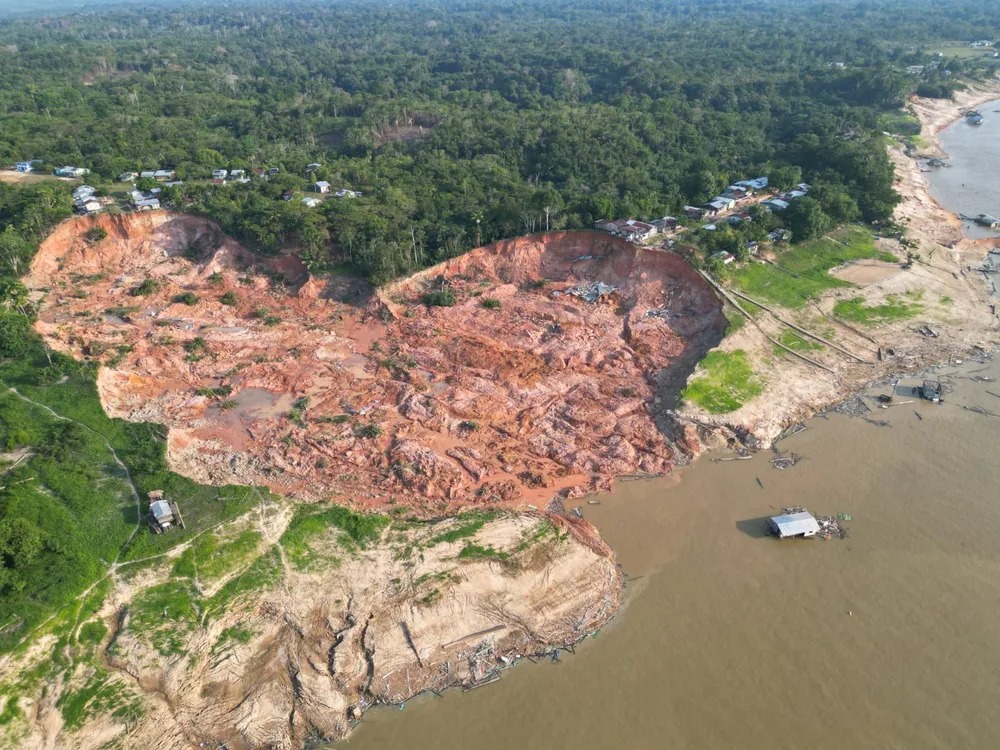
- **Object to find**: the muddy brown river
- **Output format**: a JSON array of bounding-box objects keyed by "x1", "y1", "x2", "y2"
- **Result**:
[{"x1": 340, "y1": 356, "x2": 1000, "y2": 749}]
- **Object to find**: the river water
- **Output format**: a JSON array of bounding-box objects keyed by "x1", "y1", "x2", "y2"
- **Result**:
[
  {"x1": 927, "y1": 97, "x2": 1000, "y2": 239},
  {"x1": 340, "y1": 117, "x2": 1000, "y2": 749},
  {"x1": 342, "y1": 358, "x2": 1000, "y2": 749}
]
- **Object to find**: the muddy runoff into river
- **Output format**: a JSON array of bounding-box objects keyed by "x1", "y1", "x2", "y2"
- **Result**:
[{"x1": 343, "y1": 354, "x2": 1000, "y2": 750}]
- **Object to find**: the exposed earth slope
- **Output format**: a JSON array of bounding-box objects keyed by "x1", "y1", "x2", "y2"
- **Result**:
[{"x1": 26, "y1": 214, "x2": 727, "y2": 510}]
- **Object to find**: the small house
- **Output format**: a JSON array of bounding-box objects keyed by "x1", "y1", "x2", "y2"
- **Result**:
[
  {"x1": 15, "y1": 160, "x2": 39, "y2": 173},
  {"x1": 154, "y1": 169, "x2": 176, "y2": 181},
  {"x1": 708, "y1": 250, "x2": 734, "y2": 265},
  {"x1": 212, "y1": 169, "x2": 228, "y2": 179},
  {"x1": 768, "y1": 228, "x2": 791, "y2": 242},
  {"x1": 55, "y1": 166, "x2": 88, "y2": 178},
  {"x1": 762, "y1": 199, "x2": 790, "y2": 212},
  {"x1": 722, "y1": 186, "x2": 752, "y2": 202},
  {"x1": 787, "y1": 190, "x2": 808, "y2": 200},
  {"x1": 683, "y1": 205, "x2": 705, "y2": 220},
  {"x1": 653, "y1": 216, "x2": 679, "y2": 232},
  {"x1": 334, "y1": 188, "x2": 361, "y2": 198},
  {"x1": 147, "y1": 491, "x2": 185, "y2": 534},
  {"x1": 769, "y1": 511, "x2": 821, "y2": 539},
  {"x1": 139, "y1": 170, "x2": 157, "y2": 180},
  {"x1": 79, "y1": 200, "x2": 102, "y2": 214},
  {"x1": 305, "y1": 162, "x2": 322, "y2": 172},
  {"x1": 267, "y1": 167, "x2": 281, "y2": 175},
  {"x1": 736, "y1": 177, "x2": 769, "y2": 190},
  {"x1": 599, "y1": 218, "x2": 657, "y2": 242},
  {"x1": 706, "y1": 197, "x2": 736, "y2": 213},
  {"x1": 315, "y1": 180, "x2": 331, "y2": 194},
  {"x1": 301, "y1": 196, "x2": 322, "y2": 208},
  {"x1": 230, "y1": 169, "x2": 246, "y2": 179},
  {"x1": 118, "y1": 171, "x2": 139, "y2": 182}
]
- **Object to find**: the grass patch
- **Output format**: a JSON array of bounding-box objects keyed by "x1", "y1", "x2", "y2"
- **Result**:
[
  {"x1": 423, "y1": 289, "x2": 456, "y2": 307},
  {"x1": 204, "y1": 548, "x2": 283, "y2": 617},
  {"x1": 214, "y1": 624, "x2": 255, "y2": 650},
  {"x1": 833, "y1": 295, "x2": 923, "y2": 326},
  {"x1": 681, "y1": 349, "x2": 763, "y2": 413},
  {"x1": 723, "y1": 306, "x2": 746, "y2": 335},
  {"x1": 726, "y1": 226, "x2": 894, "y2": 309},
  {"x1": 280, "y1": 506, "x2": 390, "y2": 569},
  {"x1": 428, "y1": 511, "x2": 496, "y2": 545},
  {"x1": 515, "y1": 520, "x2": 556, "y2": 552},
  {"x1": 776, "y1": 330, "x2": 823, "y2": 354},
  {"x1": 172, "y1": 529, "x2": 262, "y2": 582},
  {"x1": 126, "y1": 580, "x2": 201, "y2": 655},
  {"x1": 457, "y1": 543, "x2": 509, "y2": 562},
  {"x1": 56, "y1": 669, "x2": 142, "y2": 730},
  {"x1": 877, "y1": 110, "x2": 922, "y2": 136}
]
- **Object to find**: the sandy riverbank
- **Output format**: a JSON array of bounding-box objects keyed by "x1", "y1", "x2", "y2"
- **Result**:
[
  {"x1": 909, "y1": 80, "x2": 1000, "y2": 146},
  {"x1": 675, "y1": 81, "x2": 1000, "y2": 442}
]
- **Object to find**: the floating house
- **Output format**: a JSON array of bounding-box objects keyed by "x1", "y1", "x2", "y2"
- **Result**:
[
  {"x1": 974, "y1": 213, "x2": 1000, "y2": 229},
  {"x1": 967, "y1": 113, "x2": 984, "y2": 126},
  {"x1": 769, "y1": 511, "x2": 821, "y2": 539}
]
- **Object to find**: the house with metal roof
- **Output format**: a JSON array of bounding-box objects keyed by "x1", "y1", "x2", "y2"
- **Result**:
[{"x1": 769, "y1": 511, "x2": 821, "y2": 539}]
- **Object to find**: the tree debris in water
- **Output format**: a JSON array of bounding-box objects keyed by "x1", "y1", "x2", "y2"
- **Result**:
[
  {"x1": 863, "y1": 417, "x2": 891, "y2": 427},
  {"x1": 770, "y1": 450, "x2": 802, "y2": 470},
  {"x1": 832, "y1": 396, "x2": 871, "y2": 418}
]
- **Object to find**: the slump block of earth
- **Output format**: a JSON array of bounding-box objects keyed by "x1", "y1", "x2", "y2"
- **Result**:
[{"x1": 27, "y1": 212, "x2": 725, "y2": 512}]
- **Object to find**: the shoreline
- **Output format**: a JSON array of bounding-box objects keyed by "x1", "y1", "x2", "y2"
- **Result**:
[{"x1": 674, "y1": 79, "x2": 1000, "y2": 447}]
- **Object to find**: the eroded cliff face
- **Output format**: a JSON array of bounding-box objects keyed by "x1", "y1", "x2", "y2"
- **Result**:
[
  {"x1": 115, "y1": 513, "x2": 619, "y2": 750},
  {"x1": 27, "y1": 213, "x2": 727, "y2": 512}
]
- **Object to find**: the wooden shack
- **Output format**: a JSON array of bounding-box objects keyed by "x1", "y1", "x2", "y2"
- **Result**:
[{"x1": 147, "y1": 490, "x2": 185, "y2": 534}]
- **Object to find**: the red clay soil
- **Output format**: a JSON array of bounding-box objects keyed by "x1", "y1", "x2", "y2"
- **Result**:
[{"x1": 27, "y1": 212, "x2": 725, "y2": 513}]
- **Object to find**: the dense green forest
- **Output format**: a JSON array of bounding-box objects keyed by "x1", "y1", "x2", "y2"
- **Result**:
[{"x1": 0, "y1": 0, "x2": 997, "y2": 280}]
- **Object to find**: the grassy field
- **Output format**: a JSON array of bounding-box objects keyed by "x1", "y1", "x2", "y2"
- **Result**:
[
  {"x1": 725, "y1": 226, "x2": 897, "y2": 309},
  {"x1": 0, "y1": 342, "x2": 266, "y2": 654},
  {"x1": 924, "y1": 43, "x2": 996, "y2": 59},
  {"x1": 877, "y1": 110, "x2": 922, "y2": 135},
  {"x1": 832, "y1": 295, "x2": 923, "y2": 326},
  {"x1": 681, "y1": 350, "x2": 763, "y2": 413}
]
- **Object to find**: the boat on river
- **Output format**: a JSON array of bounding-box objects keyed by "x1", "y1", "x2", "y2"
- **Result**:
[{"x1": 968, "y1": 113, "x2": 984, "y2": 126}]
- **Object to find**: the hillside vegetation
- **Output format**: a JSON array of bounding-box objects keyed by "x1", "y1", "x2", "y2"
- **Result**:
[{"x1": 0, "y1": 0, "x2": 997, "y2": 282}]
